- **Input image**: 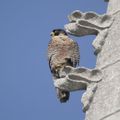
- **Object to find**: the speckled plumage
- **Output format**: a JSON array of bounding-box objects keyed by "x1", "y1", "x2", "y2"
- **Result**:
[{"x1": 47, "y1": 29, "x2": 80, "y2": 102}]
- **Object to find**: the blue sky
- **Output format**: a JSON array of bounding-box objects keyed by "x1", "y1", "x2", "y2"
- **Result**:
[{"x1": 0, "y1": 0, "x2": 107, "y2": 120}]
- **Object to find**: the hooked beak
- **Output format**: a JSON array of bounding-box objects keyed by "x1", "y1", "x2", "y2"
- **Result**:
[{"x1": 50, "y1": 32, "x2": 54, "y2": 36}]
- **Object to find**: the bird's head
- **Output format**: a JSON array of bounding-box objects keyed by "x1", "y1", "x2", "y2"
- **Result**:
[{"x1": 50, "y1": 29, "x2": 68, "y2": 37}]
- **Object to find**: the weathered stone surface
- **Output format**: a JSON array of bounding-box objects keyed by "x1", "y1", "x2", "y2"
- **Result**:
[
  {"x1": 85, "y1": 11, "x2": 120, "y2": 120},
  {"x1": 107, "y1": 0, "x2": 120, "y2": 14},
  {"x1": 86, "y1": 62, "x2": 120, "y2": 120},
  {"x1": 96, "y1": 12, "x2": 120, "y2": 69},
  {"x1": 92, "y1": 29, "x2": 109, "y2": 55},
  {"x1": 101, "y1": 109, "x2": 120, "y2": 120}
]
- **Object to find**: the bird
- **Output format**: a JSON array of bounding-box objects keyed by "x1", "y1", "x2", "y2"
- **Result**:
[{"x1": 47, "y1": 29, "x2": 80, "y2": 103}]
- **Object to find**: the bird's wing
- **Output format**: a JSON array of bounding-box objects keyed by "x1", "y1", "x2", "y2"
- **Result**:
[
  {"x1": 69, "y1": 39, "x2": 80, "y2": 67},
  {"x1": 47, "y1": 39, "x2": 55, "y2": 73}
]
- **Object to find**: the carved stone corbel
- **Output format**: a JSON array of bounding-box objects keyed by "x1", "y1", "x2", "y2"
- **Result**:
[
  {"x1": 54, "y1": 66, "x2": 102, "y2": 111},
  {"x1": 64, "y1": 10, "x2": 114, "y2": 55}
]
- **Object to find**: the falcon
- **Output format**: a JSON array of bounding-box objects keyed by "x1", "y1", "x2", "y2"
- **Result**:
[{"x1": 47, "y1": 29, "x2": 80, "y2": 103}]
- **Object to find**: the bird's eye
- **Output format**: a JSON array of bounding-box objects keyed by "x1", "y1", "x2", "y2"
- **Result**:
[{"x1": 54, "y1": 32, "x2": 59, "y2": 36}]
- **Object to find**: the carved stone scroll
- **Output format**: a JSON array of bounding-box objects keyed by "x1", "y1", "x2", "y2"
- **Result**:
[
  {"x1": 65, "y1": 11, "x2": 114, "y2": 55},
  {"x1": 54, "y1": 66, "x2": 102, "y2": 111}
]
